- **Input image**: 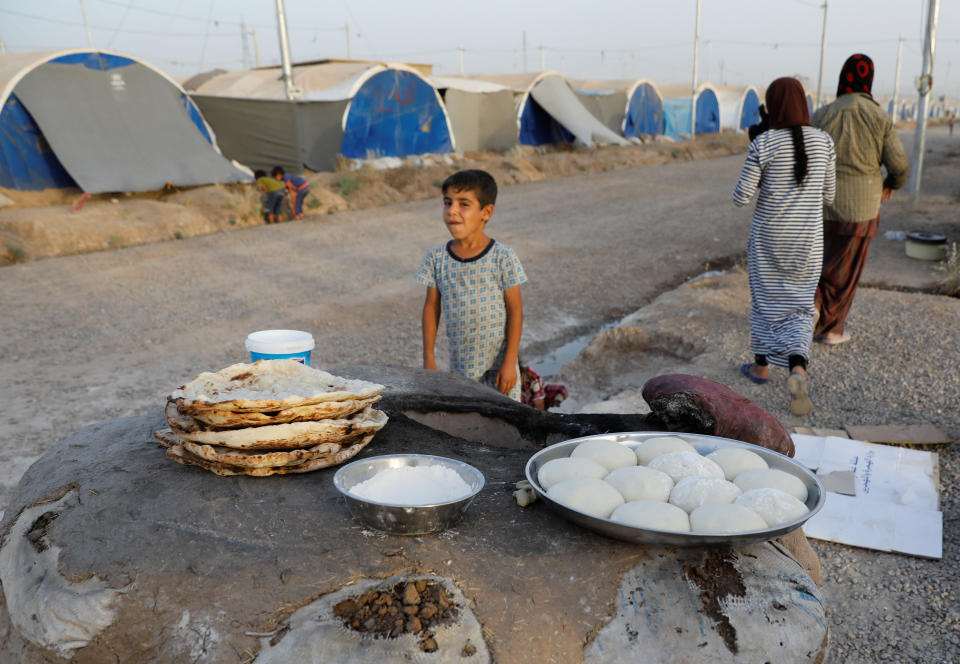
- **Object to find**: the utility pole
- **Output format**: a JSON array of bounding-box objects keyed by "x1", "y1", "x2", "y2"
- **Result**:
[
  {"x1": 706, "y1": 40, "x2": 711, "y2": 84},
  {"x1": 458, "y1": 44, "x2": 464, "y2": 75},
  {"x1": 691, "y1": 0, "x2": 701, "y2": 138},
  {"x1": 522, "y1": 31, "x2": 527, "y2": 72},
  {"x1": 345, "y1": 23, "x2": 351, "y2": 59},
  {"x1": 815, "y1": 0, "x2": 829, "y2": 108},
  {"x1": 275, "y1": 0, "x2": 299, "y2": 100},
  {"x1": 241, "y1": 18, "x2": 252, "y2": 69},
  {"x1": 909, "y1": 0, "x2": 940, "y2": 203},
  {"x1": 945, "y1": 60, "x2": 951, "y2": 100},
  {"x1": 79, "y1": 0, "x2": 95, "y2": 49},
  {"x1": 252, "y1": 28, "x2": 261, "y2": 68},
  {"x1": 891, "y1": 33, "x2": 903, "y2": 122}
]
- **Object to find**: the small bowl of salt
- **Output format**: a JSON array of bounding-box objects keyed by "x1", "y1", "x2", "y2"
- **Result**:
[{"x1": 333, "y1": 454, "x2": 485, "y2": 535}]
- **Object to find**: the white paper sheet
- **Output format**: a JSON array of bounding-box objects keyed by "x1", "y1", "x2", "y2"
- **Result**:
[{"x1": 791, "y1": 434, "x2": 942, "y2": 559}]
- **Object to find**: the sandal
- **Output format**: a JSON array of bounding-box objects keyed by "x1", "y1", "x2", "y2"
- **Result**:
[
  {"x1": 740, "y1": 363, "x2": 769, "y2": 384},
  {"x1": 788, "y1": 372, "x2": 813, "y2": 416},
  {"x1": 815, "y1": 332, "x2": 851, "y2": 345}
]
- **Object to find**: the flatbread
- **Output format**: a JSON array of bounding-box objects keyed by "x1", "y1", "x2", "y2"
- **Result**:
[
  {"x1": 180, "y1": 438, "x2": 345, "y2": 468},
  {"x1": 165, "y1": 434, "x2": 374, "y2": 477},
  {"x1": 171, "y1": 360, "x2": 385, "y2": 414},
  {"x1": 154, "y1": 428, "x2": 179, "y2": 448},
  {"x1": 173, "y1": 407, "x2": 388, "y2": 450},
  {"x1": 165, "y1": 398, "x2": 380, "y2": 433}
]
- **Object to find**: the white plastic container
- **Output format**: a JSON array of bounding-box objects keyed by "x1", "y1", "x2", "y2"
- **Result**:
[
  {"x1": 245, "y1": 329, "x2": 315, "y2": 365},
  {"x1": 905, "y1": 231, "x2": 947, "y2": 261}
]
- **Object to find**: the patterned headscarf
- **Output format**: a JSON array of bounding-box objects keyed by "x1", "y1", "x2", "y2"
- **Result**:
[
  {"x1": 764, "y1": 77, "x2": 809, "y2": 129},
  {"x1": 837, "y1": 53, "x2": 874, "y2": 97}
]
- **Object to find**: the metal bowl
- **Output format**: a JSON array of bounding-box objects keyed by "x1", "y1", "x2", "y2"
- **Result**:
[
  {"x1": 525, "y1": 431, "x2": 825, "y2": 547},
  {"x1": 333, "y1": 454, "x2": 485, "y2": 535}
]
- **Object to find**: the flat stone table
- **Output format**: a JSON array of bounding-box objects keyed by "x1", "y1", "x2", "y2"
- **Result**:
[{"x1": 0, "y1": 366, "x2": 827, "y2": 663}]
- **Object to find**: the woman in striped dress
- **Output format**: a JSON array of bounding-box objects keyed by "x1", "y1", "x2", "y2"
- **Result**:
[{"x1": 733, "y1": 77, "x2": 836, "y2": 416}]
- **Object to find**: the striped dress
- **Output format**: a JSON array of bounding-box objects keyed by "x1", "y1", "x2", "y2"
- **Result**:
[{"x1": 732, "y1": 127, "x2": 836, "y2": 367}]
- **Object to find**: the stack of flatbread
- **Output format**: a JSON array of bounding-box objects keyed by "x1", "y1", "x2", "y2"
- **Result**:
[{"x1": 155, "y1": 360, "x2": 388, "y2": 477}]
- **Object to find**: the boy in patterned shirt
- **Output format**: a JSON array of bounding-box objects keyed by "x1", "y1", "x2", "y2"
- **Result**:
[{"x1": 415, "y1": 170, "x2": 527, "y2": 401}]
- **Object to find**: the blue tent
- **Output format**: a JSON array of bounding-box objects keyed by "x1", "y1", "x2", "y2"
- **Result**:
[
  {"x1": 661, "y1": 84, "x2": 721, "y2": 140},
  {"x1": 624, "y1": 81, "x2": 665, "y2": 137},
  {"x1": 0, "y1": 50, "x2": 249, "y2": 192},
  {"x1": 739, "y1": 88, "x2": 761, "y2": 130},
  {"x1": 187, "y1": 61, "x2": 454, "y2": 170},
  {"x1": 340, "y1": 68, "x2": 453, "y2": 159}
]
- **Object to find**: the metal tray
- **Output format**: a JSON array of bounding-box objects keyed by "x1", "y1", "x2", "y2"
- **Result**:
[{"x1": 524, "y1": 431, "x2": 825, "y2": 547}]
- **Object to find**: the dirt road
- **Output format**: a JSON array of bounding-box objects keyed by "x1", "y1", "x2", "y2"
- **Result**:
[{"x1": 1, "y1": 128, "x2": 956, "y2": 508}]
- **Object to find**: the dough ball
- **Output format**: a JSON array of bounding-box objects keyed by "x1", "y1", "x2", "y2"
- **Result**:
[
  {"x1": 734, "y1": 468, "x2": 808, "y2": 502},
  {"x1": 570, "y1": 439, "x2": 637, "y2": 472},
  {"x1": 689, "y1": 503, "x2": 767, "y2": 533},
  {"x1": 547, "y1": 477, "x2": 624, "y2": 519},
  {"x1": 537, "y1": 457, "x2": 608, "y2": 490},
  {"x1": 668, "y1": 477, "x2": 742, "y2": 513},
  {"x1": 706, "y1": 447, "x2": 769, "y2": 481},
  {"x1": 735, "y1": 488, "x2": 809, "y2": 527},
  {"x1": 604, "y1": 466, "x2": 674, "y2": 503},
  {"x1": 610, "y1": 500, "x2": 691, "y2": 532},
  {"x1": 647, "y1": 450, "x2": 724, "y2": 482},
  {"x1": 634, "y1": 436, "x2": 697, "y2": 465}
]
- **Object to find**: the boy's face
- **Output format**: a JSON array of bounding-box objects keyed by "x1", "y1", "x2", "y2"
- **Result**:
[{"x1": 442, "y1": 187, "x2": 493, "y2": 242}]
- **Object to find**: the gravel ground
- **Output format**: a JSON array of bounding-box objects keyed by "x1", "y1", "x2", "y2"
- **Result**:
[
  {"x1": 701, "y1": 284, "x2": 958, "y2": 664},
  {"x1": 553, "y1": 263, "x2": 959, "y2": 664}
]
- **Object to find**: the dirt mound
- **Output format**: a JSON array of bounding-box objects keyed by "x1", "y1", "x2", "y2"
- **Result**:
[{"x1": 332, "y1": 579, "x2": 459, "y2": 652}]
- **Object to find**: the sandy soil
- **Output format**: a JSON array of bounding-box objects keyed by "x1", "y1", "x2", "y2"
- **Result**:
[{"x1": 0, "y1": 135, "x2": 747, "y2": 265}]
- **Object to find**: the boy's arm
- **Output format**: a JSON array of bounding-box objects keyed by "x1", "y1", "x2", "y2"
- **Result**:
[
  {"x1": 495, "y1": 285, "x2": 523, "y2": 394},
  {"x1": 421, "y1": 286, "x2": 441, "y2": 371}
]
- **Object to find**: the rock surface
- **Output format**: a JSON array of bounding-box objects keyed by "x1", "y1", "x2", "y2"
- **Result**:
[{"x1": 0, "y1": 366, "x2": 826, "y2": 663}]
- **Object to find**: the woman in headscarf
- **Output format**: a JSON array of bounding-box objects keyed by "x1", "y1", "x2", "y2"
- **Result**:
[
  {"x1": 733, "y1": 77, "x2": 836, "y2": 416},
  {"x1": 812, "y1": 54, "x2": 910, "y2": 345}
]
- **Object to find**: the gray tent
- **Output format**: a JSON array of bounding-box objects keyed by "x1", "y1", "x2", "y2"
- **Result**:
[
  {"x1": 186, "y1": 61, "x2": 455, "y2": 172},
  {"x1": 467, "y1": 72, "x2": 630, "y2": 148},
  {"x1": 429, "y1": 76, "x2": 516, "y2": 153},
  {"x1": 573, "y1": 87, "x2": 628, "y2": 136},
  {"x1": 0, "y1": 50, "x2": 251, "y2": 193}
]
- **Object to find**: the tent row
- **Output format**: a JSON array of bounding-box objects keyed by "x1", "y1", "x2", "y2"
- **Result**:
[
  {"x1": 1, "y1": 49, "x2": 768, "y2": 192},
  {"x1": 185, "y1": 65, "x2": 765, "y2": 172}
]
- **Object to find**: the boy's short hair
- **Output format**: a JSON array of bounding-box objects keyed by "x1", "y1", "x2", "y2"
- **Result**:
[
  {"x1": 441, "y1": 169, "x2": 497, "y2": 208},
  {"x1": 271, "y1": 166, "x2": 285, "y2": 178},
  {"x1": 254, "y1": 169, "x2": 266, "y2": 179}
]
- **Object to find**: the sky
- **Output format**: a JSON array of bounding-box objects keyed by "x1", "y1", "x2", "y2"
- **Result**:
[{"x1": 2, "y1": 0, "x2": 958, "y2": 100}]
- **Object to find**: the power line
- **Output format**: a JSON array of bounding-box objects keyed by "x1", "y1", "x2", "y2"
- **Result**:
[
  {"x1": 0, "y1": 7, "x2": 233, "y2": 36},
  {"x1": 105, "y1": 0, "x2": 135, "y2": 49}
]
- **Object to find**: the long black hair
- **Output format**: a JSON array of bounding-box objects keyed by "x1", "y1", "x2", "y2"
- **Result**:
[{"x1": 790, "y1": 125, "x2": 808, "y2": 186}]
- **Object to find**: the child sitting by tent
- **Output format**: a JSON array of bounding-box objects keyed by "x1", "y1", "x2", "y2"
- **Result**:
[
  {"x1": 272, "y1": 166, "x2": 311, "y2": 220},
  {"x1": 254, "y1": 169, "x2": 286, "y2": 224}
]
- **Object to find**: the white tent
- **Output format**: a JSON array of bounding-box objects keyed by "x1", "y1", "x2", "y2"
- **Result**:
[{"x1": 714, "y1": 85, "x2": 762, "y2": 132}]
